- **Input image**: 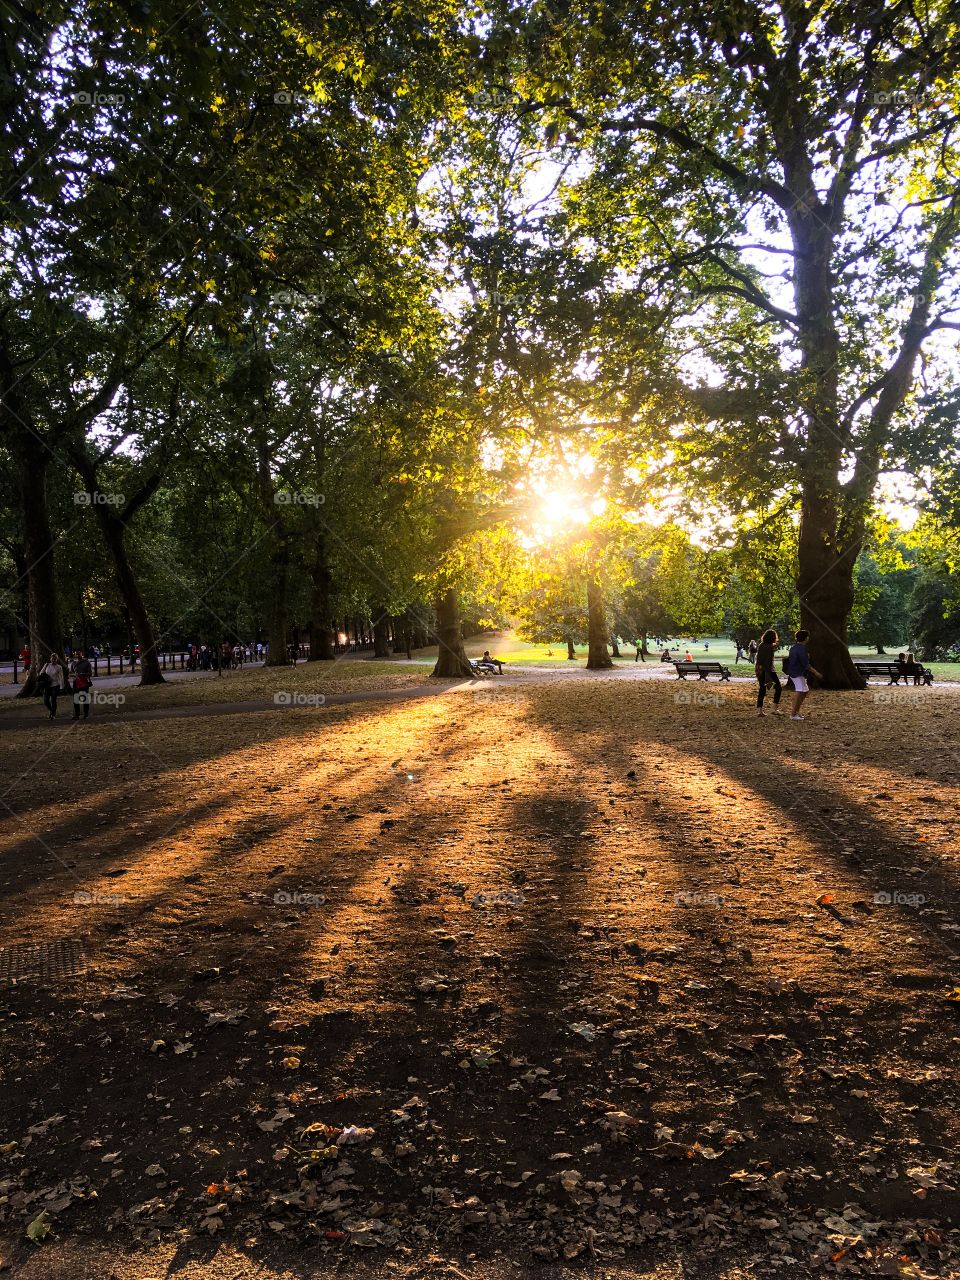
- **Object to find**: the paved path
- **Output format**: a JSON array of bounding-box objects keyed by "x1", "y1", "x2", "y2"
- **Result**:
[
  {"x1": 0, "y1": 678, "x2": 478, "y2": 729},
  {"x1": 2, "y1": 662, "x2": 952, "y2": 731},
  {"x1": 0, "y1": 667, "x2": 670, "y2": 728},
  {"x1": 0, "y1": 660, "x2": 278, "y2": 697}
]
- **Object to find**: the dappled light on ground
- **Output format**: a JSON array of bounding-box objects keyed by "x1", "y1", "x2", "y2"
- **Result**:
[{"x1": 0, "y1": 681, "x2": 958, "y2": 1277}]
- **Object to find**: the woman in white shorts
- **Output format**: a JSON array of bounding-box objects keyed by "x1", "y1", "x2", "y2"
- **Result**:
[{"x1": 785, "y1": 629, "x2": 821, "y2": 720}]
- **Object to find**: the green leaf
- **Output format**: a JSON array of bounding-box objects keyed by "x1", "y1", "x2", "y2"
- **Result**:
[{"x1": 26, "y1": 1212, "x2": 52, "y2": 1244}]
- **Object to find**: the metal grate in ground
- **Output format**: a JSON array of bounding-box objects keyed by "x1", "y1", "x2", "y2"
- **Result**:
[{"x1": 0, "y1": 939, "x2": 87, "y2": 983}]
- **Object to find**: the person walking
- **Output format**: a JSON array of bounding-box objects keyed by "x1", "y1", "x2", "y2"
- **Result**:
[
  {"x1": 786, "y1": 629, "x2": 822, "y2": 720},
  {"x1": 71, "y1": 652, "x2": 93, "y2": 721},
  {"x1": 754, "y1": 629, "x2": 783, "y2": 716},
  {"x1": 40, "y1": 654, "x2": 66, "y2": 719},
  {"x1": 747, "y1": 637, "x2": 758, "y2": 663}
]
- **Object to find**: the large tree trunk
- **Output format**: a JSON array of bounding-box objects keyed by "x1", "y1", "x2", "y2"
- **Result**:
[
  {"x1": 797, "y1": 489, "x2": 865, "y2": 689},
  {"x1": 372, "y1": 607, "x2": 392, "y2": 658},
  {"x1": 431, "y1": 588, "x2": 473, "y2": 677},
  {"x1": 586, "y1": 579, "x2": 614, "y2": 670},
  {"x1": 265, "y1": 535, "x2": 291, "y2": 666},
  {"x1": 15, "y1": 441, "x2": 62, "y2": 698},
  {"x1": 307, "y1": 545, "x2": 335, "y2": 661},
  {"x1": 99, "y1": 515, "x2": 165, "y2": 685}
]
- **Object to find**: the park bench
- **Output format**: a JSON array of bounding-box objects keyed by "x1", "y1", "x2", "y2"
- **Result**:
[
  {"x1": 854, "y1": 660, "x2": 933, "y2": 687},
  {"x1": 469, "y1": 659, "x2": 503, "y2": 676},
  {"x1": 673, "y1": 660, "x2": 731, "y2": 682}
]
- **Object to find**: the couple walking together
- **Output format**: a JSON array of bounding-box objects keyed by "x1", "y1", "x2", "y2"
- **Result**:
[{"x1": 755, "y1": 629, "x2": 821, "y2": 721}]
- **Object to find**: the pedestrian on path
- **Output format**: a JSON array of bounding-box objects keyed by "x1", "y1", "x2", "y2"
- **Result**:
[
  {"x1": 72, "y1": 653, "x2": 93, "y2": 721},
  {"x1": 754, "y1": 629, "x2": 783, "y2": 716},
  {"x1": 786, "y1": 629, "x2": 821, "y2": 720},
  {"x1": 40, "y1": 654, "x2": 66, "y2": 719}
]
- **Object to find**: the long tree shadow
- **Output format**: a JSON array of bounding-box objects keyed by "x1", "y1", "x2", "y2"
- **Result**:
[
  {"x1": 515, "y1": 683, "x2": 960, "y2": 1234},
  {"x1": 2, "y1": 683, "x2": 958, "y2": 1276}
]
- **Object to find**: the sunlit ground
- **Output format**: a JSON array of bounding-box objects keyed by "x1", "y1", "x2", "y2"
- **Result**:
[{"x1": 0, "y1": 679, "x2": 958, "y2": 1277}]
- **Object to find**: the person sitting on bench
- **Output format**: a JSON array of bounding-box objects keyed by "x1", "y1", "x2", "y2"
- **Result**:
[
  {"x1": 903, "y1": 651, "x2": 922, "y2": 686},
  {"x1": 477, "y1": 650, "x2": 504, "y2": 674}
]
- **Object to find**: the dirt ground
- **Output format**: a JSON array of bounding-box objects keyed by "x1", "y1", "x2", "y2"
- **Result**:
[
  {"x1": 0, "y1": 677, "x2": 958, "y2": 1279},
  {"x1": 0, "y1": 660, "x2": 427, "y2": 715}
]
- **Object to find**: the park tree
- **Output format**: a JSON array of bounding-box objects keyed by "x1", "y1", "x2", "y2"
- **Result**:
[
  {"x1": 513, "y1": 547, "x2": 589, "y2": 660},
  {"x1": 905, "y1": 515, "x2": 960, "y2": 658},
  {"x1": 1, "y1": 0, "x2": 471, "y2": 687},
  {"x1": 512, "y1": 0, "x2": 960, "y2": 687},
  {"x1": 616, "y1": 524, "x2": 727, "y2": 654},
  {"x1": 717, "y1": 509, "x2": 801, "y2": 647},
  {"x1": 908, "y1": 565, "x2": 960, "y2": 658},
  {"x1": 849, "y1": 549, "x2": 917, "y2": 654}
]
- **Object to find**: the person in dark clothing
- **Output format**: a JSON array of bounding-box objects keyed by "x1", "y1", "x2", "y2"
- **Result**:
[
  {"x1": 786, "y1": 629, "x2": 822, "y2": 720},
  {"x1": 72, "y1": 654, "x2": 93, "y2": 721},
  {"x1": 903, "y1": 651, "x2": 922, "y2": 686},
  {"x1": 754, "y1": 629, "x2": 783, "y2": 715}
]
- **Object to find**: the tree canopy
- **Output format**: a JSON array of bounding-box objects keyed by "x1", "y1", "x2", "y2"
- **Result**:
[{"x1": 2, "y1": 0, "x2": 958, "y2": 684}]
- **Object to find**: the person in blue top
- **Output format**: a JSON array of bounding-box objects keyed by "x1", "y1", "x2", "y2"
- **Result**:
[{"x1": 786, "y1": 628, "x2": 822, "y2": 720}]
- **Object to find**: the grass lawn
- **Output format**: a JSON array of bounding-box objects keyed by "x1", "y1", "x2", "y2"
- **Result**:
[
  {"x1": 416, "y1": 632, "x2": 960, "y2": 680},
  {"x1": 0, "y1": 678, "x2": 958, "y2": 1277}
]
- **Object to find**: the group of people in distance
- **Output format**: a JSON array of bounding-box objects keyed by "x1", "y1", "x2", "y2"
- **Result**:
[
  {"x1": 185, "y1": 641, "x2": 268, "y2": 671},
  {"x1": 753, "y1": 628, "x2": 820, "y2": 721}
]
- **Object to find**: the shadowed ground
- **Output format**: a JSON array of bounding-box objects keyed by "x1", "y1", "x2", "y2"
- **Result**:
[{"x1": 0, "y1": 677, "x2": 957, "y2": 1278}]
